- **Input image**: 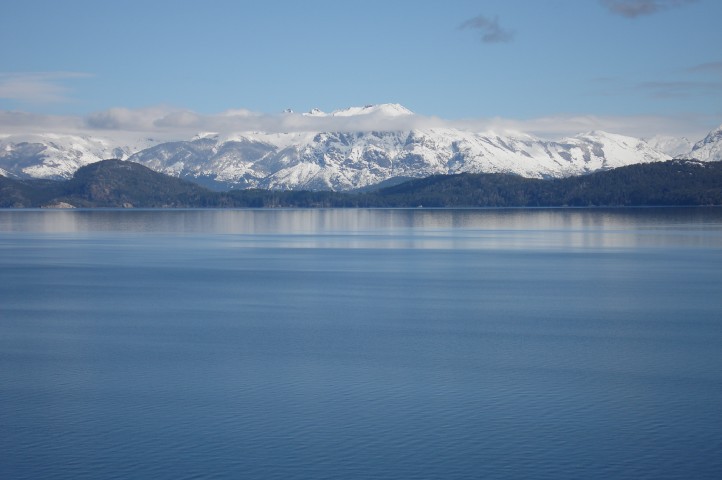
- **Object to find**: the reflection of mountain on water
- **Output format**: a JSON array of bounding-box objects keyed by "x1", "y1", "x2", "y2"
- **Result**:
[{"x1": 2, "y1": 208, "x2": 721, "y2": 251}]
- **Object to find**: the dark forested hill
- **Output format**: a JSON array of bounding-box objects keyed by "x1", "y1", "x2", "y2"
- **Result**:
[
  {"x1": 61, "y1": 160, "x2": 230, "y2": 208},
  {"x1": 551, "y1": 160, "x2": 722, "y2": 206},
  {"x1": 1, "y1": 160, "x2": 230, "y2": 208},
  {"x1": 369, "y1": 159, "x2": 722, "y2": 207},
  {"x1": 1, "y1": 159, "x2": 721, "y2": 208}
]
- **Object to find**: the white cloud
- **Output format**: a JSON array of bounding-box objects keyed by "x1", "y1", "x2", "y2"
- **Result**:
[
  {"x1": 454, "y1": 113, "x2": 716, "y2": 140},
  {"x1": 0, "y1": 72, "x2": 92, "y2": 104},
  {"x1": 82, "y1": 105, "x2": 445, "y2": 136},
  {"x1": 85, "y1": 106, "x2": 196, "y2": 131},
  {"x1": 0, "y1": 105, "x2": 717, "y2": 143}
]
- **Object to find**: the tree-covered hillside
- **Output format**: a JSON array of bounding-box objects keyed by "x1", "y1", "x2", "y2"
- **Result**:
[{"x1": 1, "y1": 159, "x2": 721, "y2": 208}]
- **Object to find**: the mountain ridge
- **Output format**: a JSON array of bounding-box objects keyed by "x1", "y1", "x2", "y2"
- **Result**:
[{"x1": 2, "y1": 105, "x2": 721, "y2": 191}]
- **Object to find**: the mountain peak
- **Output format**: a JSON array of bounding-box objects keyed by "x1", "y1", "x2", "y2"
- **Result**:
[
  {"x1": 300, "y1": 104, "x2": 414, "y2": 119},
  {"x1": 304, "y1": 108, "x2": 326, "y2": 117},
  {"x1": 577, "y1": 130, "x2": 622, "y2": 139},
  {"x1": 686, "y1": 124, "x2": 722, "y2": 161},
  {"x1": 193, "y1": 132, "x2": 220, "y2": 140},
  {"x1": 695, "y1": 124, "x2": 722, "y2": 147},
  {"x1": 331, "y1": 103, "x2": 414, "y2": 117}
]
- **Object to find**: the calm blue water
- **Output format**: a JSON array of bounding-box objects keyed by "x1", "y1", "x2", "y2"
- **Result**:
[{"x1": 1, "y1": 208, "x2": 721, "y2": 479}]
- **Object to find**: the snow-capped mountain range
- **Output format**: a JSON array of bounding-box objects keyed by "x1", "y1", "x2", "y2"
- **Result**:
[{"x1": 2, "y1": 104, "x2": 721, "y2": 191}]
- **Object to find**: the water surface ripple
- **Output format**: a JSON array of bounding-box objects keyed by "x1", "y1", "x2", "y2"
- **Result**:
[{"x1": 1, "y1": 208, "x2": 721, "y2": 479}]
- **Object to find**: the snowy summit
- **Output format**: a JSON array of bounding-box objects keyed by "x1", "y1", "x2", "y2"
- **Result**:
[{"x1": 301, "y1": 103, "x2": 414, "y2": 118}]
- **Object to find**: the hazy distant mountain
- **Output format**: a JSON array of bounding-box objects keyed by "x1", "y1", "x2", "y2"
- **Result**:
[
  {"x1": 645, "y1": 135, "x2": 694, "y2": 157},
  {"x1": 2, "y1": 105, "x2": 720, "y2": 191}
]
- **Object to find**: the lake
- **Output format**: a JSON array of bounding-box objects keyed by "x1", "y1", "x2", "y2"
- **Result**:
[{"x1": 1, "y1": 208, "x2": 721, "y2": 479}]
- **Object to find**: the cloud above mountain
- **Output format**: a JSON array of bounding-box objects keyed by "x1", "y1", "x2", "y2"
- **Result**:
[
  {"x1": 81, "y1": 105, "x2": 441, "y2": 137},
  {"x1": 0, "y1": 104, "x2": 714, "y2": 143}
]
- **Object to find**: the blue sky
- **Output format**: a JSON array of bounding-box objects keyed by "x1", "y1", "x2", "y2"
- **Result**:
[{"x1": 1, "y1": 0, "x2": 721, "y2": 138}]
